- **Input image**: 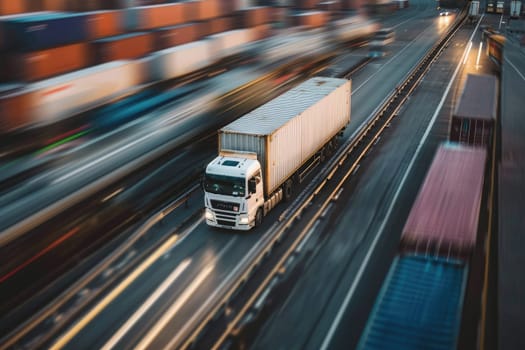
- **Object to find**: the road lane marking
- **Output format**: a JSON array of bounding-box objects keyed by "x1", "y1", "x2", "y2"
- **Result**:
[
  {"x1": 50, "y1": 234, "x2": 180, "y2": 350},
  {"x1": 505, "y1": 56, "x2": 525, "y2": 82},
  {"x1": 464, "y1": 41, "x2": 473, "y2": 64},
  {"x1": 134, "y1": 267, "x2": 214, "y2": 350},
  {"x1": 136, "y1": 236, "x2": 237, "y2": 349},
  {"x1": 52, "y1": 130, "x2": 159, "y2": 184},
  {"x1": 101, "y1": 259, "x2": 191, "y2": 350},
  {"x1": 353, "y1": 27, "x2": 430, "y2": 94},
  {"x1": 476, "y1": 41, "x2": 483, "y2": 68},
  {"x1": 320, "y1": 15, "x2": 484, "y2": 350}
]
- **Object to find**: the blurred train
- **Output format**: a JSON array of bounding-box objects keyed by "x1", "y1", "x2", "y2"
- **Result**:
[
  {"x1": 0, "y1": 16, "x2": 378, "y2": 138},
  {"x1": 359, "y1": 70, "x2": 498, "y2": 348}
]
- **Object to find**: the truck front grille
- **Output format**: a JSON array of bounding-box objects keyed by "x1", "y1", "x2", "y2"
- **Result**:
[{"x1": 211, "y1": 200, "x2": 239, "y2": 212}]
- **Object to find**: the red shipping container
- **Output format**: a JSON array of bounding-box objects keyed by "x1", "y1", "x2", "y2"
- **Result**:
[
  {"x1": 6, "y1": 43, "x2": 90, "y2": 82},
  {"x1": 86, "y1": 10, "x2": 123, "y2": 39},
  {"x1": 93, "y1": 32, "x2": 153, "y2": 63},
  {"x1": 154, "y1": 23, "x2": 203, "y2": 50},
  {"x1": 240, "y1": 7, "x2": 270, "y2": 27},
  {"x1": 401, "y1": 143, "x2": 487, "y2": 257},
  {"x1": 0, "y1": 0, "x2": 25, "y2": 15}
]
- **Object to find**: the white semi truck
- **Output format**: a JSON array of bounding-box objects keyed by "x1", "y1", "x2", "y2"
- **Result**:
[{"x1": 204, "y1": 77, "x2": 351, "y2": 230}]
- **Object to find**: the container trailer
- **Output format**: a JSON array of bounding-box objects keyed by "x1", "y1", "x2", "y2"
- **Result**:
[
  {"x1": 449, "y1": 74, "x2": 498, "y2": 147},
  {"x1": 358, "y1": 255, "x2": 468, "y2": 350},
  {"x1": 401, "y1": 143, "x2": 487, "y2": 257},
  {"x1": 204, "y1": 77, "x2": 351, "y2": 230}
]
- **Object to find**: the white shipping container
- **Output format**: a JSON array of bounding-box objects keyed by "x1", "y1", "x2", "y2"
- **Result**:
[
  {"x1": 207, "y1": 28, "x2": 255, "y2": 59},
  {"x1": 510, "y1": 0, "x2": 522, "y2": 17},
  {"x1": 1, "y1": 60, "x2": 144, "y2": 131},
  {"x1": 148, "y1": 41, "x2": 211, "y2": 81},
  {"x1": 219, "y1": 77, "x2": 351, "y2": 196}
]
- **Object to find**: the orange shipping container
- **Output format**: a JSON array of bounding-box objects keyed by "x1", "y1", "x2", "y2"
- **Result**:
[
  {"x1": 93, "y1": 32, "x2": 153, "y2": 63},
  {"x1": 241, "y1": 7, "x2": 270, "y2": 27},
  {"x1": 0, "y1": 0, "x2": 25, "y2": 15},
  {"x1": 198, "y1": 0, "x2": 222, "y2": 21},
  {"x1": 154, "y1": 23, "x2": 203, "y2": 50},
  {"x1": 207, "y1": 16, "x2": 234, "y2": 35},
  {"x1": 292, "y1": 11, "x2": 328, "y2": 28},
  {"x1": 7, "y1": 43, "x2": 90, "y2": 82},
  {"x1": 87, "y1": 10, "x2": 123, "y2": 39},
  {"x1": 0, "y1": 92, "x2": 35, "y2": 132},
  {"x1": 293, "y1": 0, "x2": 319, "y2": 9},
  {"x1": 125, "y1": 3, "x2": 185, "y2": 30},
  {"x1": 252, "y1": 24, "x2": 271, "y2": 41}
]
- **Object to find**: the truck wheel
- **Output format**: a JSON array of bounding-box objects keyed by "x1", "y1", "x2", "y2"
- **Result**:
[
  {"x1": 255, "y1": 208, "x2": 263, "y2": 227},
  {"x1": 284, "y1": 179, "x2": 293, "y2": 202}
]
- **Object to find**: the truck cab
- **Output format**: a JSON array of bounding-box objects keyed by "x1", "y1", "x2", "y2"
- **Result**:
[{"x1": 204, "y1": 154, "x2": 264, "y2": 230}]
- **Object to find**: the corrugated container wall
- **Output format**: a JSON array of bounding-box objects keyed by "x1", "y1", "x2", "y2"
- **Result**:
[
  {"x1": 6, "y1": 43, "x2": 90, "y2": 81},
  {"x1": 153, "y1": 23, "x2": 203, "y2": 50},
  {"x1": 0, "y1": 0, "x2": 25, "y2": 15},
  {"x1": 357, "y1": 255, "x2": 467, "y2": 350},
  {"x1": 450, "y1": 73, "x2": 498, "y2": 147},
  {"x1": 124, "y1": 3, "x2": 185, "y2": 30},
  {"x1": 0, "y1": 60, "x2": 144, "y2": 132},
  {"x1": 148, "y1": 40, "x2": 211, "y2": 81},
  {"x1": 93, "y1": 32, "x2": 153, "y2": 63},
  {"x1": 401, "y1": 143, "x2": 487, "y2": 257},
  {"x1": 219, "y1": 77, "x2": 351, "y2": 196},
  {"x1": 3, "y1": 12, "x2": 89, "y2": 51},
  {"x1": 86, "y1": 10, "x2": 123, "y2": 40}
]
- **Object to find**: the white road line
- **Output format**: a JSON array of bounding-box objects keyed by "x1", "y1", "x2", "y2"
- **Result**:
[
  {"x1": 505, "y1": 56, "x2": 525, "y2": 82},
  {"x1": 165, "y1": 230, "x2": 272, "y2": 349},
  {"x1": 353, "y1": 27, "x2": 430, "y2": 94},
  {"x1": 499, "y1": 14, "x2": 504, "y2": 29},
  {"x1": 320, "y1": 15, "x2": 484, "y2": 350},
  {"x1": 135, "y1": 265, "x2": 214, "y2": 350},
  {"x1": 52, "y1": 130, "x2": 159, "y2": 184},
  {"x1": 101, "y1": 259, "x2": 191, "y2": 350},
  {"x1": 464, "y1": 41, "x2": 473, "y2": 64},
  {"x1": 135, "y1": 237, "x2": 237, "y2": 350},
  {"x1": 476, "y1": 41, "x2": 483, "y2": 68}
]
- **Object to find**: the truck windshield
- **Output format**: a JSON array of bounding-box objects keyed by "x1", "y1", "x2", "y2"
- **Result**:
[{"x1": 204, "y1": 174, "x2": 246, "y2": 197}]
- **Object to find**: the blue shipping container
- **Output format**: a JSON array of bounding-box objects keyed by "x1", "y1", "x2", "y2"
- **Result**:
[
  {"x1": 358, "y1": 255, "x2": 467, "y2": 350},
  {"x1": 3, "y1": 12, "x2": 88, "y2": 51}
]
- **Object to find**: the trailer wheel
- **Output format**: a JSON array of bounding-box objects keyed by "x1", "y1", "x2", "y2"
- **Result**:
[
  {"x1": 284, "y1": 179, "x2": 293, "y2": 202},
  {"x1": 255, "y1": 208, "x2": 263, "y2": 227}
]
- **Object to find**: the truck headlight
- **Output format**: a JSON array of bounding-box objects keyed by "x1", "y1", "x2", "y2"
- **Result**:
[
  {"x1": 205, "y1": 209, "x2": 214, "y2": 221},
  {"x1": 239, "y1": 214, "x2": 249, "y2": 225}
]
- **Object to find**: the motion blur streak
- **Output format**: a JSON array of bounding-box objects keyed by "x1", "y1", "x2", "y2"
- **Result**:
[
  {"x1": 43, "y1": 125, "x2": 89, "y2": 146},
  {"x1": 50, "y1": 235, "x2": 179, "y2": 350},
  {"x1": 101, "y1": 259, "x2": 192, "y2": 350},
  {"x1": 51, "y1": 129, "x2": 158, "y2": 184},
  {"x1": 37, "y1": 130, "x2": 90, "y2": 155},
  {"x1": 135, "y1": 265, "x2": 215, "y2": 350},
  {"x1": 0, "y1": 227, "x2": 79, "y2": 284}
]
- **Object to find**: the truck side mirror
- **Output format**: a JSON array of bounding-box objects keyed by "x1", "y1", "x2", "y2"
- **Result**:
[{"x1": 248, "y1": 178, "x2": 257, "y2": 194}]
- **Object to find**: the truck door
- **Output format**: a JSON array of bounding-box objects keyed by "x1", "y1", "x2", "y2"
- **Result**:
[{"x1": 247, "y1": 171, "x2": 264, "y2": 223}]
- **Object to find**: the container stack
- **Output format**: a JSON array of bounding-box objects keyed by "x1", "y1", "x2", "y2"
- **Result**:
[{"x1": 358, "y1": 142, "x2": 488, "y2": 349}]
